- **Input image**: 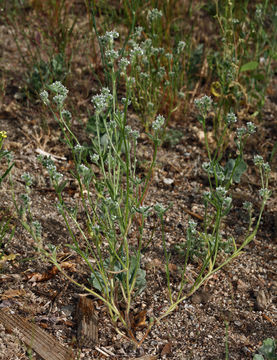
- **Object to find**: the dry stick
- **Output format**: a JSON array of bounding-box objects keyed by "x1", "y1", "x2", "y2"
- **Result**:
[{"x1": 180, "y1": 204, "x2": 204, "y2": 221}]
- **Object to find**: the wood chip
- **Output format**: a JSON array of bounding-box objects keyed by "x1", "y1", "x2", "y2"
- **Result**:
[
  {"x1": 161, "y1": 341, "x2": 172, "y2": 355},
  {"x1": 1, "y1": 289, "x2": 26, "y2": 300},
  {"x1": 76, "y1": 296, "x2": 98, "y2": 347},
  {"x1": 0, "y1": 309, "x2": 74, "y2": 360}
]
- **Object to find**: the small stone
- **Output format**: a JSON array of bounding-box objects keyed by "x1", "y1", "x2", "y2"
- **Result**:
[{"x1": 163, "y1": 178, "x2": 174, "y2": 185}]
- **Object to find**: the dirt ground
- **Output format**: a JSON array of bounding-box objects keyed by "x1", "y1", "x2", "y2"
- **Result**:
[{"x1": 0, "y1": 3, "x2": 276, "y2": 360}]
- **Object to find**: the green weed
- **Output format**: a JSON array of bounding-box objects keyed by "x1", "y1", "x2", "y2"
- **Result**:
[
  {"x1": 6, "y1": 1, "x2": 274, "y2": 348},
  {"x1": 0, "y1": 132, "x2": 15, "y2": 261},
  {"x1": 15, "y1": 36, "x2": 163, "y2": 340},
  {"x1": 4, "y1": 0, "x2": 76, "y2": 98},
  {"x1": 254, "y1": 338, "x2": 277, "y2": 360}
]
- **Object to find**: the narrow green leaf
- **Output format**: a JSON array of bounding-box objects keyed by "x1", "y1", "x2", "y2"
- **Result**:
[
  {"x1": 56, "y1": 180, "x2": 68, "y2": 193},
  {"x1": 0, "y1": 163, "x2": 14, "y2": 185}
]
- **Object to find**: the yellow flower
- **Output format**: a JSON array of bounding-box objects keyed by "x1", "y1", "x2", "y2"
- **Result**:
[{"x1": 0, "y1": 131, "x2": 7, "y2": 139}]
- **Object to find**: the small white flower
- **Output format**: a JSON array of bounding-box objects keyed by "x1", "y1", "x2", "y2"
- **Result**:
[
  {"x1": 121, "y1": 97, "x2": 131, "y2": 107},
  {"x1": 130, "y1": 46, "x2": 144, "y2": 58},
  {"x1": 133, "y1": 26, "x2": 143, "y2": 39},
  {"x1": 92, "y1": 88, "x2": 113, "y2": 112},
  {"x1": 74, "y1": 144, "x2": 84, "y2": 152},
  {"x1": 262, "y1": 162, "x2": 270, "y2": 174}
]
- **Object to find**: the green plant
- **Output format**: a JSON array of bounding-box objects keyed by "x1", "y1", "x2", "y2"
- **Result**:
[
  {"x1": 209, "y1": 0, "x2": 246, "y2": 137},
  {"x1": 5, "y1": 0, "x2": 76, "y2": 98},
  {"x1": 9, "y1": 9, "x2": 271, "y2": 344},
  {"x1": 175, "y1": 101, "x2": 253, "y2": 262},
  {"x1": 13, "y1": 83, "x2": 270, "y2": 348},
  {"x1": 26, "y1": 53, "x2": 68, "y2": 96},
  {"x1": 91, "y1": 0, "x2": 181, "y2": 46},
  {"x1": 14, "y1": 29, "x2": 163, "y2": 342},
  {"x1": 129, "y1": 10, "x2": 189, "y2": 131},
  {"x1": 0, "y1": 131, "x2": 15, "y2": 260},
  {"x1": 253, "y1": 338, "x2": 277, "y2": 360},
  {"x1": 162, "y1": 128, "x2": 183, "y2": 148},
  {"x1": 238, "y1": 2, "x2": 277, "y2": 111},
  {"x1": 0, "y1": 132, "x2": 14, "y2": 186},
  {"x1": 84, "y1": 1, "x2": 133, "y2": 86},
  {"x1": 89, "y1": 254, "x2": 146, "y2": 297},
  {"x1": 0, "y1": 215, "x2": 16, "y2": 261},
  {"x1": 210, "y1": 0, "x2": 276, "y2": 135},
  {"x1": 124, "y1": 21, "x2": 186, "y2": 131},
  {"x1": 148, "y1": 95, "x2": 270, "y2": 333},
  {"x1": 86, "y1": 4, "x2": 187, "y2": 132}
]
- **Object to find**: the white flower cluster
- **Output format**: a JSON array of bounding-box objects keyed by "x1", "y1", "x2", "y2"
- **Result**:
[
  {"x1": 225, "y1": 112, "x2": 237, "y2": 125},
  {"x1": 40, "y1": 81, "x2": 68, "y2": 109},
  {"x1": 61, "y1": 110, "x2": 72, "y2": 121},
  {"x1": 194, "y1": 95, "x2": 213, "y2": 116},
  {"x1": 130, "y1": 46, "x2": 144, "y2": 59},
  {"x1": 119, "y1": 57, "x2": 130, "y2": 71},
  {"x1": 92, "y1": 88, "x2": 113, "y2": 113},
  {"x1": 177, "y1": 41, "x2": 186, "y2": 55},
  {"x1": 188, "y1": 219, "x2": 197, "y2": 234},
  {"x1": 40, "y1": 90, "x2": 49, "y2": 105},
  {"x1": 215, "y1": 186, "x2": 227, "y2": 201},
  {"x1": 38, "y1": 155, "x2": 63, "y2": 183},
  {"x1": 147, "y1": 8, "x2": 163, "y2": 23},
  {"x1": 152, "y1": 114, "x2": 165, "y2": 131},
  {"x1": 236, "y1": 122, "x2": 256, "y2": 140},
  {"x1": 99, "y1": 30, "x2": 119, "y2": 47},
  {"x1": 105, "y1": 49, "x2": 119, "y2": 64},
  {"x1": 21, "y1": 172, "x2": 32, "y2": 187},
  {"x1": 90, "y1": 153, "x2": 99, "y2": 163}
]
